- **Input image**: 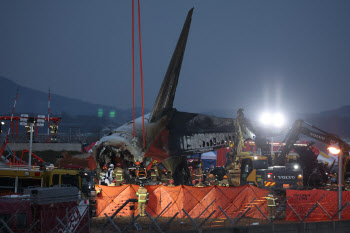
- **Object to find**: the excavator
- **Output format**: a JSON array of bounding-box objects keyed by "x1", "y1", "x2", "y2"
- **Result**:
[
  {"x1": 274, "y1": 119, "x2": 350, "y2": 188},
  {"x1": 226, "y1": 109, "x2": 303, "y2": 190}
]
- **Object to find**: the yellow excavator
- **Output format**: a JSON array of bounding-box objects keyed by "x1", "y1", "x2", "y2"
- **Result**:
[
  {"x1": 274, "y1": 119, "x2": 350, "y2": 187},
  {"x1": 226, "y1": 109, "x2": 303, "y2": 190}
]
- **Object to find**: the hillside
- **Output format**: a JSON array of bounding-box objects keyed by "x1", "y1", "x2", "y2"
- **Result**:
[{"x1": 0, "y1": 76, "x2": 146, "y2": 133}]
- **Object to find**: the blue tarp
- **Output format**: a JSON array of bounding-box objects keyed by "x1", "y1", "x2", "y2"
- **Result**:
[{"x1": 189, "y1": 151, "x2": 217, "y2": 169}]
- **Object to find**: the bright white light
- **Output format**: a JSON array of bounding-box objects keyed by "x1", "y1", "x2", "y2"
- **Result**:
[
  {"x1": 260, "y1": 112, "x2": 285, "y2": 127},
  {"x1": 328, "y1": 146, "x2": 341, "y2": 155},
  {"x1": 273, "y1": 113, "x2": 285, "y2": 127},
  {"x1": 1, "y1": 122, "x2": 4, "y2": 125},
  {"x1": 293, "y1": 164, "x2": 299, "y2": 170},
  {"x1": 260, "y1": 112, "x2": 272, "y2": 125}
]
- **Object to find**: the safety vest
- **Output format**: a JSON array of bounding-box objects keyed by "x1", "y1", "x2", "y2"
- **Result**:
[
  {"x1": 151, "y1": 165, "x2": 159, "y2": 177},
  {"x1": 136, "y1": 167, "x2": 147, "y2": 178},
  {"x1": 194, "y1": 169, "x2": 203, "y2": 180},
  {"x1": 136, "y1": 187, "x2": 148, "y2": 203},
  {"x1": 114, "y1": 167, "x2": 124, "y2": 182}
]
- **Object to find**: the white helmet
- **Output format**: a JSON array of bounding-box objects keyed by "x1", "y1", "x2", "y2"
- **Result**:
[{"x1": 109, "y1": 164, "x2": 114, "y2": 169}]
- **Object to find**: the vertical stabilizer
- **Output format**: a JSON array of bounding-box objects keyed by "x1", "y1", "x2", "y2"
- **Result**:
[{"x1": 149, "y1": 8, "x2": 194, "y2": 122}]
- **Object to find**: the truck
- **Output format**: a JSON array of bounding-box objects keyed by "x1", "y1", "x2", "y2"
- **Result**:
[
  {"x1": 0, "y1": 186, "x2": 89, "y2": 233},
  {"x1": 0, "y1": 165, "x2": 97, "y2": 216},
  {"x1": 238, "y1": 155, "x2": 303, "y2": 189}
]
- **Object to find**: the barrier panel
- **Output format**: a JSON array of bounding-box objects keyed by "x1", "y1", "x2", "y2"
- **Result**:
[
  {"x1": 286, "y1": 189, "x2": 350, "y2": 221},
  {"x1": 96, "y1": 184, "x2": 269, "y2": 219}
]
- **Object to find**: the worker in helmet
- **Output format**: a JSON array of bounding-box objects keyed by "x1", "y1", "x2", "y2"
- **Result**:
[
  {"x1": 207, "y1": 174, "x2": 214, "y2": 186},
  {"x1": 136, "y1": 183, "x2": 149, "y2": 217},
  {"x1": 168, "y1": 179, "x2": 175, "y2": 187},
  {"x1": 114, "y1": 163, "x2": 124, "y2": 186},
  {"x1": 106, "y1": 164, "x2": 116, "y2": 186},
  {"x1": 136, "y1": 162, "x2": 147, "y2": 179},
  {"x1": 191, "y1": 180, "x2": 196, "y2": 186},
  {"x1": 219, "y1": 175, "x2": 229, "y2": 187},
  {"x1": 150, "y1": 160, "x2": 160, "y2": 182},
  {"x1": 99, "y1": 165, "x2": 108, "y2": 185},
  {"x1": 194, "y1": 164, "x2": 203, "y2": 182}
]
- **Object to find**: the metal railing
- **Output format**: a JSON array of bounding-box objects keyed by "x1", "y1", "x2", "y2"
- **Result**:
[{"x1": 0, "y1": 133, "x2": 101, "y2": 144}]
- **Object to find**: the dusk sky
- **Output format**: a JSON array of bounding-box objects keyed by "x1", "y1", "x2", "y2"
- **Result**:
[{"x1": 1, "y1": 1, "x2": 349, "y2": 117}]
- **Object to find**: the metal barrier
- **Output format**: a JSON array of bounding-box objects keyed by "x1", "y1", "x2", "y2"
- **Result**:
[
  {"x1": 0, "y1": 133, "x2": 101, "y2": 144},
  {"x1": 0, "y1": 196, "x2": 90, "y2": 233},
  {"x1": 94, "y1": 187, "x2": 350, "y2": 233}
]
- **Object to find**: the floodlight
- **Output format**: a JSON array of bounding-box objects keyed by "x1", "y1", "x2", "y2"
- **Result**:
[
  {"x1": 260, "y1": 112, "x2": 271, "y2": 125},
  {"x1": 328, "y1": 146, "x2": 341, "y2": 155}
]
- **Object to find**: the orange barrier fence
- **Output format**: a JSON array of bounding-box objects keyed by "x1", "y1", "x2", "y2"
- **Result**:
[
  {"x1": 286, "y1": 189, "x2": 350, "y2": 221},
  {"x1": 96, "y1": 184, "x2": 269, "y2": 219}
]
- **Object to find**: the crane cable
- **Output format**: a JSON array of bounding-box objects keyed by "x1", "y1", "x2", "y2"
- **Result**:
[
  {"x1": 132, "y1": 0, "x2": 145, "y2": 149},
  {"x1": 132, "y1": 0, "x2": 135, "y2": 138},
  {"x1": 137, "y1": 0, "x2": 146, "y2": 149}
]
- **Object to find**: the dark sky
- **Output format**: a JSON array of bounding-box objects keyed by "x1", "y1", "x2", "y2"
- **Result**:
[{"x1": 1, "y1": 1, "x2": 349, "y2": 117}]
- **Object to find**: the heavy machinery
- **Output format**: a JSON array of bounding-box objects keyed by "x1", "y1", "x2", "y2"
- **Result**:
[
  {"x1": 0, "y1": 165, "x2": 97, "y2": 216},
  {"x1": 274, "y1": 119, "x2": 350, "y2": 187},
  {"x1": 0, "y1": 186, "x2": 89, "y2": 233},
  {"x1": 226, "y1": 109, "x2": 303, "y2": 190}
]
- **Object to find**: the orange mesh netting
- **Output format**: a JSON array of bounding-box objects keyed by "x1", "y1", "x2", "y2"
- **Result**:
[
  {"x1": 96, "y1": 185, "x2": 269, "y2": 219},
  {"x1": 286, "y1": 189, "x2": 350, "y2": 221}
]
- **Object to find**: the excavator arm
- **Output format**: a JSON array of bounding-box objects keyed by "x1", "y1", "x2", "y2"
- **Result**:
[{"x1": 275, "y1": 119, "x2": 350, "y2": 165}]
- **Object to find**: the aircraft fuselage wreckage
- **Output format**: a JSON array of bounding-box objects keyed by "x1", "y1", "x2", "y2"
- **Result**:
[{"x1": 94, "y1": 9, "x2": 235, "y2": 185}]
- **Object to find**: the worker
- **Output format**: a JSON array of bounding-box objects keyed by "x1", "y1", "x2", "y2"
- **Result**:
[
  {"x1": 168, "y1": 179, "x2": 175, "y2": 187},
  {"x1": 150, "y1": 160, "x2": 160, "y2": 181},
  {"x1": 136, "y1": 162, "x2": 147, "y2": 179},
  {"x1": 96, "y1": 188, "x2": 102, "y2": 195},
  {"x1": 136, "y1": 183, "x2": 149, "y2": 217},
  {"x1": 105, "y1": 164, "x2": 116, "y2": 186},
  {"x1": 189, "y1": 166, "x2": 196, "y2": 183},
  {"x1": 99, "y1": 165, "x2": 108, "y2": 185},
  {"x1": 219, "y1": 175, "x2": 229, "y2": 187},
  {"x1": 191, "y1": 180, "x2": 196, "y2": 186},
  {"x1": 160, "y1": 169, "x2": 171, "y2": 184},
  {"x1": 114, "y1": 163, "x2": 124, "y2": 186},
  {"x1": 194, "y1": 164, "x2": 203, "y2": 182},
  {"x1": 195, "y1": 178, "x2": 205, "y2": 187}
]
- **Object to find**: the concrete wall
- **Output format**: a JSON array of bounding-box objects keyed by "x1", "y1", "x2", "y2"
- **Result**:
[
  {"x1": 8, "y1": 143, "x2": 82, "y2": 152},
  {"x1": 176, "y1": 220, "x2": 350, "y2": 233}
]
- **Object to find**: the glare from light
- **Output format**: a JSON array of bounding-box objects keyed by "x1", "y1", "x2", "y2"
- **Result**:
[
  {"x1": 273, "y1": 113, "x2": 285, "y2": 127},
  {"x1": 259, "y1": 112, "x2": 285, "y2": 127},
  {"x1": 260, "y1": 112, "x2": 272, "y2": 125},
  {"x1": 328, "y1": 146, "x2": 341, "y2": 155},
  {"x1": 293, "y1": 164, "x2": 299, "y2": 170},
  {"x1": 1, "y1": 122, "x2": 4, "y2": 125},
  {"x1": 254, "y1": 156, "x2": 258, "y2": 160}
]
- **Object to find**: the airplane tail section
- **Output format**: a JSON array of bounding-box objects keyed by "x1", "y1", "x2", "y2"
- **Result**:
[{"x1": 149, "y1": 8, "x2": 194, "y2": 123}]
